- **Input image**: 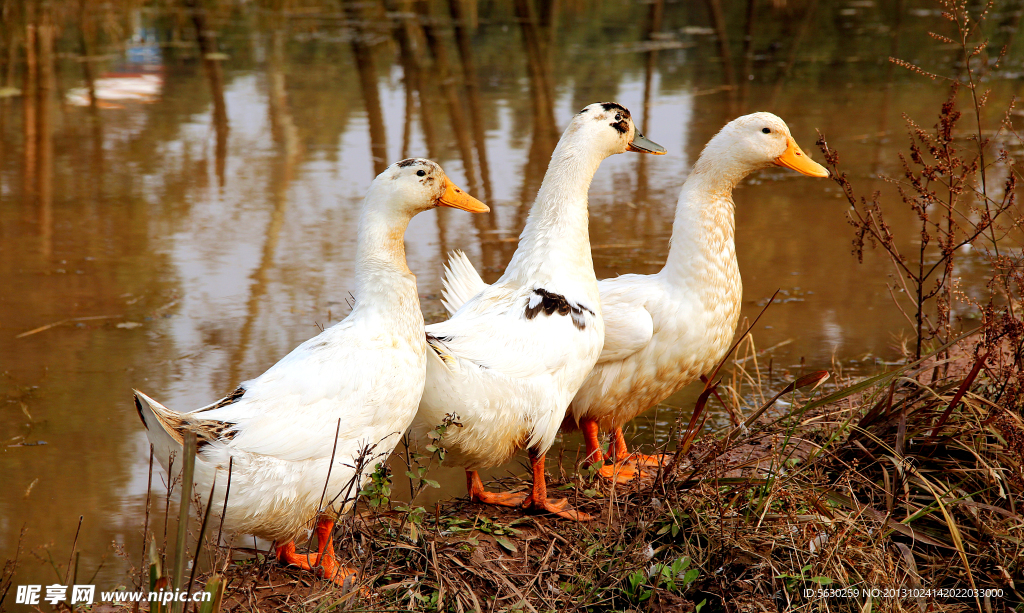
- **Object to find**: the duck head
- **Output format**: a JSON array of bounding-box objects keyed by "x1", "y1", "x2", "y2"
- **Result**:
[
  {"x1": 569, "y1": 102, "x2": 667, "y2": 157},
  {"x1": 699, "y1": 112, "x2": 829, "y2": 178},
  {"x1": 375, "y1": 158, "x2": 490, "y2": 216}
]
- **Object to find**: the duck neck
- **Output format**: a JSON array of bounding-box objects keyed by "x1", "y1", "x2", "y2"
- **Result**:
[
  {"x1": 661, "y1": 163, "x2": 743, "y2": 285},
  {"x1": 503, "y1": 137, "x2": 603, "y2": 285},
  {"x1": 353, "y1": 196, "x2": 416, "y2": 309}
]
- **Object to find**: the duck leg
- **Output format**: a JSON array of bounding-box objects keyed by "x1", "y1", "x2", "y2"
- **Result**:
[
  {"x1": 275, "y1": 516, "x2": 358, "y2": 586},
  {"x1": 612, "y1": 427, "x2": 669, "y2": 468},
  {"x1": 522, "y1": 449, "x2": 593, "y2": 520},
  {"x1": 581, "y1": 417, "x2": 637, "y2": 483},
  {"x1": 466, "y1": 469, "x2": 529, "y2": 506}
]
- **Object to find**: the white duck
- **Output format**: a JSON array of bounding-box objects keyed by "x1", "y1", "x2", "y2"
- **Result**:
[
  {"x1": 412, "y1": 102, "x2": 665, "y2": 519},
  {"x1": 135, "y1": 159, "x2": 488, "y2": 583},
  {"x1": 440, "y1": 113, "x2": 827, "y2": 482}
]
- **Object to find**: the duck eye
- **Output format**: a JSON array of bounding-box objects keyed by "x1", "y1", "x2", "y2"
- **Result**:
[
  {"x1": 762, "y1": 127, "x2": 771, "y2": 134},
  {"x1": 417, "y1": 169, "x2": 426, "y2": 177},
  {"x1": 615, "y1": 113, "x2": 622, "y2": 121}
]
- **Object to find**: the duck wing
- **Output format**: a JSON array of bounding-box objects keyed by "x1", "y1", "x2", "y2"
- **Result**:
[
  {"x1": 427, "y1": 284, "x2": 599, "y2": 380},
  {"x1": 441, "y1": 250, "x2": 488, "y2": 316},
  {"x1": 595, "y1": 275, "x2": 655, "y2": 363},
  {"x1": 140, "y1": 319, "x2": 411, "y2": 463}
]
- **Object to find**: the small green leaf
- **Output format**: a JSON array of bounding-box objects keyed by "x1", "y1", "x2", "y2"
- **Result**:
[
  {"x1": 494, "y1": 536, "x2": 517, "y2": 553},
  {"x1": 810, "y1": 576, "x2": 833, "y2": 585},
  {"x1": 423, "y1": 479, "x2": 440, "y2": 489},
  {"x1": 683, "y1": 568, "x2": 699, "y2": 585}
]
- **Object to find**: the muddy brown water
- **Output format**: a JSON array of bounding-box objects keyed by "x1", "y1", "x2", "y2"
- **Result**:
[{"x1": 1, "y1": 0, "x2": 1022, "y2": 596}]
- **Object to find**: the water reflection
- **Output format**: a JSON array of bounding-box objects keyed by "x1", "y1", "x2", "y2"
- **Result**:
[{"x1": 1, "y1": 0, "x2": 1021, "y2": 594}]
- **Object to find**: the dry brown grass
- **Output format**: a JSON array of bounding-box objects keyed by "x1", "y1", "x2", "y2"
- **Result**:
[{"x1": 159, "y1": 335, "x2": 1020, "y2": 613}]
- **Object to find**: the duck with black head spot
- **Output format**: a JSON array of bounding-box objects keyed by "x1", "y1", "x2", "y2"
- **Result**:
[
  {"x1": 412, "y1": 102, "x2": 665, "y2": 520},
  {"x1": 134, "y1": 159, "x2": 487, "y2": 585},
  {"x1": 440, "y1": 112, "x2": 829, "y2": 483}
]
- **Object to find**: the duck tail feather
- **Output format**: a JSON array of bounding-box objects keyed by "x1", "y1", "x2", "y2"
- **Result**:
[{"x1": 133, "y1": 390, "x2": 188, "y2": 470}]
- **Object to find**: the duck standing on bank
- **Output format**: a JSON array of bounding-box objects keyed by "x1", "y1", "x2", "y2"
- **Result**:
[
  {"x1": 413, "y1": 102, "x2": 666, "y2": 520},
  {"x1": 135, "y1": 159, "x2": 488, "y2": 583},
  {"x1": 441, "y1": 113, "x2": 827, "y2": 482}
]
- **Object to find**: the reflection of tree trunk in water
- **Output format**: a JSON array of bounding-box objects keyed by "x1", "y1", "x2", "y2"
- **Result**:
[
  {"x1": 188, "y1": 0, "x2": 229, "y2": 186},
  {"x1": 392, "y1": 1, "x2": 438, "y2": 159},
  {"x1": 537, "y1": 0, "x2": 558, "y2": 98},
  {"x1": 36, "y1": 11, "x2": 53, "y2": 259},
  {"x1": 268, "y1": 29, "x2": 300, "y2": 169},
  {"x1": 0, "y1": 0, "x2": 16, "y2": 139},
  {"x1": 4, "y1": 28, "x2": 15, "y2": 95},
  {"x1": 512, "y1": 0, "x2": 559, "y2": 255},
  {"x1": 449, "y1": 0, "x2": 500, "y2": 274},
  {"x1": 391, "y1": 2, "x2": 450, "y2": 259},
  {"x1": 739, "y1": 0, "x2": 756, "y2": 111},
  {"x1": 634, "y1": 0, "x2": 663, "y2": 237},
  {"x1": 227, "y1": 29, "x2": 301, "y2": 388},
  {"x1": 78, "y1": 0, "x2": 104, "y2": 203},
  {"x1": 345, "y1": 2, "x2": 388, "y2": 176},
  {"x1": 419, "y1": 3, "x2": 479, "y2": 193},
  {"x1": 705, "y1": 0, "x2": 736, "y2": 112},
  {"x1": 23, "y1": 15, "x2": 37, "y2": 212},
  {"x1": 401, "y1": 65, "x2": 413, "y2": 159},
  {"x1": 449, "y1": 0, "x2": 491, "y2": 202},
  {"x1": 515, "y1": 0, "x2": 556, "y2": 136},
  {"x1": 768, "y1": 0, "x2": 817, "y2": 108},
  {"x1": 997, "y1": 0, "x2": 1023, "y2": 55},
  {"x1": 78, "y1": 0, "x2": 97, "y2": 111},
  {"x1": 873, "y1": 0, "x2": 902, "y2": 174}
]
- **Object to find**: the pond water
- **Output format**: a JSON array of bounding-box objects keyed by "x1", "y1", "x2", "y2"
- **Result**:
[{"x1": 1, "y1": 0, "x2": 1021, "y2": 595}]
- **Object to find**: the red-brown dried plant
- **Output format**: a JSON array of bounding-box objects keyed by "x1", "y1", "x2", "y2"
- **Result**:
[{"x1": 817, "y1": 0, "x2": 1022, "y2": 371}]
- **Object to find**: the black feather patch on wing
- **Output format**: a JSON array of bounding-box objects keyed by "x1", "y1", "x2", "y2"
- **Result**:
[
  {"x1": 195, "y1": 421, "x2": 237, "y2": 451},
  {"x1": 198, "y1": 386, "x2": 246, "y2": 413},
  {"x1": 426, "y1": 333, "x2": 459, "y2": 368},
  {"x1": 523, "y1": 288, "x2": 594, "y2": 330}
]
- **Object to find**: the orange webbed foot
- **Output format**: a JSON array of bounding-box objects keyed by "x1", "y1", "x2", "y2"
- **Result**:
[
  {"x1": 276, "y1": 518, "x2": 362, "y2": 589},
  {"x1": 317, "y1": 555, "x2": 360, "y2": 588},
  {"x1": 522, "y1": 450, "x2": 593, "y2": 521},
  {"x1": 275, "y1": 541, "x2": 319, "y2": 571},
  {"x1": 523, "y1": 494, "x2": 593, "y2": 521},
  {"x1": 466, "y1": 469, "x2": 529, "y2": 507},
  {"x1": 472, "y1": 489, "x2": 530, "y2": 507},
  {"x1": 623, "y1": 452, "x2": 671, "y2": 469},
  {"x1": 598, "y1": 461, "x2": 640, "y2": 483}
]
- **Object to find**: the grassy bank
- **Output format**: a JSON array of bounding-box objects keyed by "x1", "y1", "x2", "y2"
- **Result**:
[{"x1": 175, "y1": 338, "x2": 1020, "y2": 613}]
